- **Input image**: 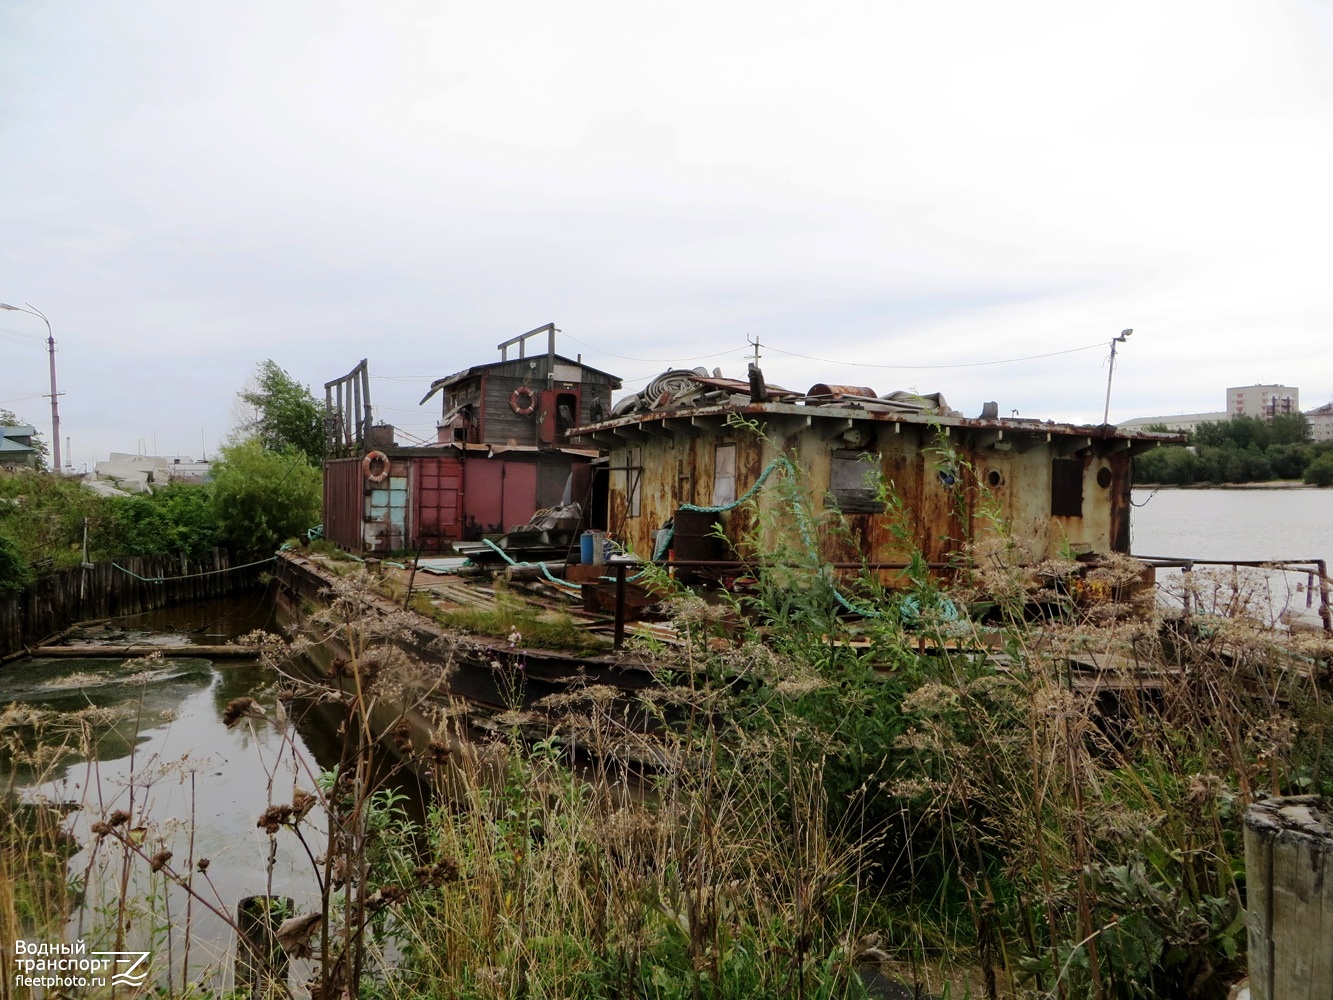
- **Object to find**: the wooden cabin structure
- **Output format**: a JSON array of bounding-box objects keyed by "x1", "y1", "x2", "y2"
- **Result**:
[
  {"x1": 568, "y1": 371, "x2": 1183, "y2": 572},
  {"x1": 321, "y1": 325, "x2": 621, "y2": 554}
]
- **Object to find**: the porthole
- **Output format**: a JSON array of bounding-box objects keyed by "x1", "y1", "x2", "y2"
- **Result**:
[
  {"x1": 1096, "y1": 467, "x2": 1113, "y2": 489},
  {"x1": 986, "y1": 469, "x2": 1004, "y2": 488}
]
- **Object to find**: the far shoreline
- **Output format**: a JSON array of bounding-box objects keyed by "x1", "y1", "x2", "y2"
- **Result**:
[{"x1": 1133, "y1": 481, "x2": 1323, "y2": 490}]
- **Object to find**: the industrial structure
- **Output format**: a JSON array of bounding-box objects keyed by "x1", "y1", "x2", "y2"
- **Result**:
[
  {"x1": 320, "y1": 324, "x2": 620, "y2": 553},
  {"x1": 569, "y1": 369, "x2": 1181, "y2": 571}
]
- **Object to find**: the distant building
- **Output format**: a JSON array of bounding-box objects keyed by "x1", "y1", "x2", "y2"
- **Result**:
[
  {"x1": 1124, "y1": 383, "x2": 1306, "y2": 433},
  {"x1": 0, "y1": 424, "x2": 41, "y2": 468},
  {"x1": 1118, "y1": 412, "x2": 1227, "y2": 434},
  {"x1": 1227, "y1": 384, "x2": 1299, "y2": 420},
  {"x1": 1307, "y1": 402, "x2": 1333, "y2": 443},
  {"x1": 92, "y1": 453, "x2": 211, "y2": 492}
]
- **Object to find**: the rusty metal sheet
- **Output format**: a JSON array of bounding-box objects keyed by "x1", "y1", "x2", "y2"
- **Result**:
[
  {"x1": 323, "y1": 458, "x2": 365, "y2": 551},
  {"x1": 597, "y1": 410, "x2": 1131, "y2": 571},
  {"x1": 413, "y1": 454, "x2": 464, "y2": 551}
]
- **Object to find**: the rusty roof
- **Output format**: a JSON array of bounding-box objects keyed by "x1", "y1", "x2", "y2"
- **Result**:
[
  {"x1": 420, "y1": 354, "x2": 623, "y2": 405},
  {"x1": 571, "y1": 393, "x2": 1187, "y2": 450}
]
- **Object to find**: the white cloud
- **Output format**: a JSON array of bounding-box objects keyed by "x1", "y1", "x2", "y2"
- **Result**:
[{"x1": 0, "y1": 0, "x2": 1329, "y2": 462}]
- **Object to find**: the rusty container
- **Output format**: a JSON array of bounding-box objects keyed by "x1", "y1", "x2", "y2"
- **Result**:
[{"x1": 672, "y1": 509, "x2": 723, "y2": 583}]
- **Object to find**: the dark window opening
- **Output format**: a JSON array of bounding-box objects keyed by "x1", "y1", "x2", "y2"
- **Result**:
[
  {"x1": 829, "y1": 450, "x2": 885, "y2": 514},
  {"x1": 1051, "y1": 459, "x2": 1084, "y2": 517},
  {"x1": 555, "y1": 392, "x2": 579, "y2": 438}
]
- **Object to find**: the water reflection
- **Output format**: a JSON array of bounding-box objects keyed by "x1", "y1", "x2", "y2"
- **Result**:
[{"x1": 0, "y1": 599, "x2": 350, "y2": 990}]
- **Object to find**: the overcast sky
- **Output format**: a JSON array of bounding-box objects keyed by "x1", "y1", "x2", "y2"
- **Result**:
[{"x1": 2, "y1": 0, "x2": 1330, "y2": 469}]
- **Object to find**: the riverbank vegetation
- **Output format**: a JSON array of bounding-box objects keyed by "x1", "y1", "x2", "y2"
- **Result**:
[
  {"x1": 4, "y1": 434, "x2": 1331, "y2": 998},
  {"x1": 0, "y1": 361, "x2": 324, "y2": 591},
  {"x1": 1133, "y1": 412, "x2": 1333, "y2": 485}
]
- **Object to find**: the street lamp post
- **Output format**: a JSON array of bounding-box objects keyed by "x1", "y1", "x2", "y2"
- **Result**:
[
  {"x1": 0, "y1": 302, "x2": 62, "y2": 473},
  {"x1": 1102, "y1": 328, "x2": 1133, "y2": 426}
]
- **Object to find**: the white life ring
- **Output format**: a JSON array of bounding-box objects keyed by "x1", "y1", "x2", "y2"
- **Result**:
[
  {"x1": 362, "y1": 450, "x2": 390, "y2": 483},
  {"x1": 509, "y1": 386, "x2": 537, "y2": 416}
]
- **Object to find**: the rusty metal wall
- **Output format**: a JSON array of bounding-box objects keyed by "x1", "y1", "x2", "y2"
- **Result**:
[
  {"x1": 323, "y1": 458, "x2": 365, "y2": 551},
  {"x1": 412, "y1": 454, "x2": 464, "y2": 551},
  {"x1": 603, "y1": 419, "x2": 1127, "y2": 568}
]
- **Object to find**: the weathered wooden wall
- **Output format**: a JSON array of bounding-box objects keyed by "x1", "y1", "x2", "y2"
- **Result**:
[{"x1": 0, "y1": 551, "x2": 267, "y2": 658}]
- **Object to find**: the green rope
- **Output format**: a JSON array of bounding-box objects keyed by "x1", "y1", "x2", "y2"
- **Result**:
[
  {"x1": 662, "y1": 454, "x2": 960, "y2": 624},
  {"x1": 483, "y1": 538, "x2": 583, "y2": 591},
  {"x1": 111, "y1": 555, "x2": 277, "y2": 585}
]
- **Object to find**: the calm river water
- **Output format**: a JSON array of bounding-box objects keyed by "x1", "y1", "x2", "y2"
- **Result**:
[
  {"x1": 1130, "y1": 487, "x2": 1333, "y2": 626},
  {"x1": 1130, "y1": 487, "x2": 1333, "y2": 562}
]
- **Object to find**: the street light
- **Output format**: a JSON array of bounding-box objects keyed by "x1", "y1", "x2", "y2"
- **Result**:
[
  {"x1": 0, "y1": 302, "x2": 62, "y2": 473},
  {"x1": 1102, "y1": 328, "x2": 1133, "y2": 426}
]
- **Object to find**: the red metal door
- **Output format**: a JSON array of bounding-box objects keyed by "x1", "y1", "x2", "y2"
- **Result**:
[
  {"x1": 502, "y1": 461, "x2": 538, "y2": 530},
  {"x1": 412, "y1": 455, "x2": 463, "y2": 550},
  {"x1": 465, "y1": 461, "x2": 504, "y2": 535},
  {"x1": 463, "y1": 458, "x2": 540, "y2": 535}
]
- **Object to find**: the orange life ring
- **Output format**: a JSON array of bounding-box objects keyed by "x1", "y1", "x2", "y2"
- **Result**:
[
  {"x1": 509, "y1": 386, "x2": 537, "y2": 416},
  {"x1": 362, "y1": 450, "x2": 390, "y2": 483}
]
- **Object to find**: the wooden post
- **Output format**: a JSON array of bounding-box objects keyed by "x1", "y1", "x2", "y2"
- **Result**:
[
  {"x1": 235, "y1": 895, "x2": 293, "y2": 997},
  {"x1": 613, "y1": 561, "x2": 627, "y2": 650},
  {"x1": 1244, "y1": 795, "x2": 1333, "y2": 998}
]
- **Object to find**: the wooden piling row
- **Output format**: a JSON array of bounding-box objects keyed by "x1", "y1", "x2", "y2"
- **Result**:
[{"x1": 0, "y1": 550, "x2": 267, "y2": 659}]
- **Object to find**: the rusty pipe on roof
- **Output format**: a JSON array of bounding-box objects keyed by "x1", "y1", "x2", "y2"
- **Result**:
[{"x1": 807, "y1": 384, "x2": 877, "y2": 398}]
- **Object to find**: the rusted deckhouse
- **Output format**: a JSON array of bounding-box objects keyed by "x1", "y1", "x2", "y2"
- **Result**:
[
  {"x1": 322, "y1": 325, "x2": 621, "y2": 554},
  {"x1": 568, "y1": 370, "x2": 1183, "y2": 572}
]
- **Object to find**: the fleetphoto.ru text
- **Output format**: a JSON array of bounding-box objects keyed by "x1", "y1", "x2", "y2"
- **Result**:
[{"x1": 11, "y1": 938, "x2": 150, "y2": 993}]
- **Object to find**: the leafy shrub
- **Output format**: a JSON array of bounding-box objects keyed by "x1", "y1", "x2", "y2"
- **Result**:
[
  {"x1": 1304, "y1": 452, "x2": 1333, "y2": 486},
  {"x1": 210, "y1": 438, "x2": 321, "y2": 557},
  {"x1": 0, "y1": 532, "x2": 31, "y2": 594}
]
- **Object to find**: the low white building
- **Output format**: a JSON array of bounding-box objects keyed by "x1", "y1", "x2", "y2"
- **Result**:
[
  {"x1": 92, "y1": 453, "x2": 211, "y2": 492},
  {"x1": 1118, "y1": 412, "x2": 1227, "y2": 433}
]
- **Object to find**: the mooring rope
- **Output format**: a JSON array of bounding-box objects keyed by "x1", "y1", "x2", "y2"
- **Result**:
[{"x1": 110, "y1": 555, "x2": 277, "y2": 585}]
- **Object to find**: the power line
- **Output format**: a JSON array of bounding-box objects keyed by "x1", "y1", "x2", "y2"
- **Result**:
[
  {"x1": 762, "y1": 341, "x2": 1106, "y2": 370},
  {"x1": 558, "y1": 330, "x2": 743, "y2": 365}
]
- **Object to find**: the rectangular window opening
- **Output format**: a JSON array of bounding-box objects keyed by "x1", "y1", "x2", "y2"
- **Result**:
[
  {"x1": 1051, "y1": 458, "x2": 1084, "y2": 517},
  {"x1": 829, "y1": 450, "x2": 885, "y2": 514}
]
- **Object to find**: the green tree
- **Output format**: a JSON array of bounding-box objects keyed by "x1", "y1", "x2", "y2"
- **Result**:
[
  {"x1": 1305, "y1": 452, "x2": 1333, "y2": 487},
  {"x1": 0, "y1": 532, "x2": 31, "y2": 594},
  {"x1": 236, "y1": 360, "x2": 326, "y2": 464},
  {"x1": 1269, "y1": 412, "x2": 1312, "y2": 444},
  {"x1": 211, "y1": 438, "x2": 321, "y2": 557}
]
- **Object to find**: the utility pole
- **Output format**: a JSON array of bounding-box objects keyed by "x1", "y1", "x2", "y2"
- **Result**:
[
  {"x1": 1102, "y1": 328, "x2": 1133, "y2": 426},
  {"x1": 0, "y1": 302, "x2": 62, "y2": 473}
]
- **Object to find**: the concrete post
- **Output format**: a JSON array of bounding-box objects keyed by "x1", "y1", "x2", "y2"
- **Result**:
[{"x1": 1244, "y1": 796, "x2": 1333, "y2": 999}]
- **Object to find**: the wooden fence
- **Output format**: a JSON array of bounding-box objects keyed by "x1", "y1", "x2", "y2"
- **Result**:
[{"x1": 0, "y1": 551, "x2": 270, "y2": 659}]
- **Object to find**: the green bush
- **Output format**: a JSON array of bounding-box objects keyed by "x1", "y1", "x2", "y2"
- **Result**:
[
  {"x1": 1304, "y1": 452, "x2": 1333, "y2": 487},
  {"x1": 103, "y1": 484, "x2": 220, "y2": 561},
  {"x1": 0, "y1": 532, "x2": 31, "y2": 594},
  {"x1": 210, "y1": 438, "x2": 321, "y2": 557}
]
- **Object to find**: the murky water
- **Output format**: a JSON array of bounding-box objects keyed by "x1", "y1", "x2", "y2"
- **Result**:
[{"x1": 0, "y1": 596, "x2": 345, "y2": 989}]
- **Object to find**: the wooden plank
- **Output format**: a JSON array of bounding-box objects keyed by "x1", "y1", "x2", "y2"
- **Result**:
[{"x1": 32, "y1": 644, "x2": 258, "y2": 658}]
